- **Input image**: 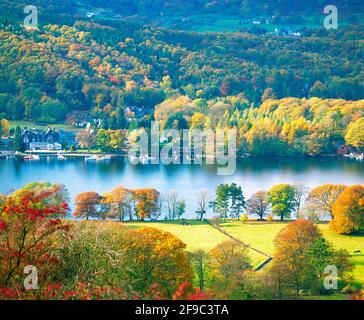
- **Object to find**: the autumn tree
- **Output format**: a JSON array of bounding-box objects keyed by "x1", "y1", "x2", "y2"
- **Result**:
[
  {"x1": 246, "y1": 191, "x2": 270, "y2": 220},
  {"x1": 57, "y1": 221, "x2": 129, "y2": 290},
  {"x1": 96, "y1": 129, "x2": 125, "y2": 153},
  {"x1": 133, "y1": 189, "x2": 160, "y2": 221},
  {"x1": 209, "y1": 241, "x2": 251, "y2": 297},
  {"x1": 76, "y1": 124, "x2": 96, "y2": 151},
  {"x1": 307, "y1": 184, "x2": 347, "y2": 220},
  {"x1": 0, "y1": 183, "x2": 69, "y2": 288},
  {"x1": 345, "y1": 118, "x2": 364, "y2": 150},
  {"x1": 330, "y1": 185, "x2": 364, "y2": 234},
  {"x1": 261, "y1": 88, "x2": 276, "y2": 101},
  {"x1": 103, "y1": 186, "x2": 132, "y2": 221},
  {"x1": 121, "y1": 227, "x2": 192, "y2": 296},
  {"x1": 268, "y1": 184, "x2": 297, "y2": 221},
  {"x1": 270, "y1": 220, "x2": 321, "y2": 296},
  {"x1": 270, "y1": 219, "x2": 352, "y2": 296},
  {"x1": 73, "y1": 192, "x2": 101, "y2": 220},
  {"x1": 0, "y1": 119, "x2": 9, "y2": 136}
]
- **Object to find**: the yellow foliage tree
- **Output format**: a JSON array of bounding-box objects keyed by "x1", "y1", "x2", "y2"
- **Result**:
[{"x1": 330, "y1": 185, "x2": 364, "y2": 234}]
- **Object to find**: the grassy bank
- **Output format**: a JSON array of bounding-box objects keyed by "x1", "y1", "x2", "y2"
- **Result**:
[{"x1": 123, "y1": 219, "x2": 364, "y2": 288}]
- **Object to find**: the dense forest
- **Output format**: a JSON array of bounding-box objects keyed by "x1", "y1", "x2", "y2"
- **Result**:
[
  {"x1": 4, "y1": 0, "x2": 361, "y2": 17},
  {"x1": 0, "y1": 1, "x2": 363, "y2": 156}
]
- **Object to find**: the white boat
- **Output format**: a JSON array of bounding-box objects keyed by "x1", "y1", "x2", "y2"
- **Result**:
[
  {"x1": 85, "y1": 155, "x2": 111, "y2": 162},
  {"x1": 355, "y1": 153, "x2": 364, "y2": 161},
  {"x1": 57, "y1": 154, "x2": 67, "y2": 160},
  {"x1": 96, "y1": 155, "x2": 111, "y2": 161},
  {"x1": 24, "y1": 155, "x2": 40, "y2": 161},
  {"x1": 85, "y1": 155, "x2": 99, "y2": 161}
]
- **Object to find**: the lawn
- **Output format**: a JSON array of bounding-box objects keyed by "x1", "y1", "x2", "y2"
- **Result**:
[
  {"x1": 125, "y1": 220, "x2": 273, "y2": 269},
  {"x1": 9, "y1": 120, "x2": 77, "y2": 131},
  {"x1": 125, "y1": 220, "x2": 230, "y2": 252},
  {"x1": 219, "y1": 221, "x2": 364, "y2": 287},
  {"x1": 124, "y1": 219, "x2": 364, "y2": 288}
]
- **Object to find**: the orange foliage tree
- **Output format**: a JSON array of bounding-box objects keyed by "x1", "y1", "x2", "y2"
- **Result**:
[
  {"x1": 209, "y1": 240, "x2": 251, "y2": 298},
  {"x1": 121, "y1": 227, "x2": 192, "y2": 297},
  {"x1": 133, "y1": 189, "x2": 160, "y2": 221},
  {"x1": 73, "y1": 192, "x2": 101, "y2": 220},
  {"x1": 330, "y1": 185, "x2": 364, "y2": 234},
  {"x1": 102, "y1": 186, "x2": 133, "y2": 221},
  {"x1": 270, "y1": 219, "x2": 321, "y2": 296}
]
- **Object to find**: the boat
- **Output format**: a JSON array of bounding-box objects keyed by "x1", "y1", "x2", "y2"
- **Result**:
[
  {"x1": 355, "y1": 153, "x2": 364, "y2": 161},
  {"x1": 24, "y1": 155, "x2": 40, "y2": 161},
  {"x1": 96, "y1": 155, "x2": 112, "y2": 161},
  {"x1": 85, "y1": 155, "x2": 112, "y2": 162},
  {"x1": 57, "y1": 154, "x2": 67, "y2": 161},
  {"x1": 85, "y1": 155, "x2": 98, "y2": 161}
]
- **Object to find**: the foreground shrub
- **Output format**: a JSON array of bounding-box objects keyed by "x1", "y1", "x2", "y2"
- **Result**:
[{"x1": 0, "y1": 183, "x2": 70, "y2": 291}]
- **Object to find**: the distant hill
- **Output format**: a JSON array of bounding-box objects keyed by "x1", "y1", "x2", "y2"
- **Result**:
[{"x1": 0, "y1": 0, "x2": 363, "y2": 126}]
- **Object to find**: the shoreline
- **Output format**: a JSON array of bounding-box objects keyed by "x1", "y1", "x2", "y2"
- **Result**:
[{"x1": 1, "y1": 150, "x2": 361, "y2": 161}]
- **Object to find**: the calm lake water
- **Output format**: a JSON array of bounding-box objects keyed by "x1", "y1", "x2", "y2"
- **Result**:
[{"x1": 1, "y1": 156, "x2": 363, "y2": 218}]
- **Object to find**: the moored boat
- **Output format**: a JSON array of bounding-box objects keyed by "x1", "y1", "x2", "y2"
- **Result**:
[
  {"x1": 24, "y1": 155, "x2": 40, "y2": 161},
  {"x1": 85, "y1": 155, "x2": 112, "y2": 162}
]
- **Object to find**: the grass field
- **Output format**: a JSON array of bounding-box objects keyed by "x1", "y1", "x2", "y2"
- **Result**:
[
  {"x1": 126, "y1": 220, "x2": 230, "y2": 252},
  {"x1": 9, "y1": 120, "x2": 76, "y2": 131},
  {"x1": 158, "y1": 13, "x2": 325, "y2": 33},
  {"x1": 124, "y1": 219, "x2": 364, "y2": 288},
  {"x1": 219, "y1": 221, "x2": 364, "y2": 287}
]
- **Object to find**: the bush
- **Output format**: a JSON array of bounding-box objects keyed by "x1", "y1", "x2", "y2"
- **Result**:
[{"x1": 341, "y1": 284, "x2": 359, "y2": 295}]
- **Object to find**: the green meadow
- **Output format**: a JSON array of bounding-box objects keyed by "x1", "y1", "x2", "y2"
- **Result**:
[
  {"x1": 125, "y1": 220, "x2": 364, "y2": 288},
  {"x1": 9, "y1": 120, "x2": 76, "y2": 131}
]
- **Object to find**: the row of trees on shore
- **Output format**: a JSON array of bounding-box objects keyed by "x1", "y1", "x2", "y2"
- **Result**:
[{"x1": 72, "y1": 182, "x2": 364, "y2": 235}]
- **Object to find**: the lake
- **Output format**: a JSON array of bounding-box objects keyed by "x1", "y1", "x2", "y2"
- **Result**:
[{"x1": 1, "y1": 156, "x2": 363, "y2": 218}]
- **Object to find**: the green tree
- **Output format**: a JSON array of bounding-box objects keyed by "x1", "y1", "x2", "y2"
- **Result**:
[
  {"x1": 13, "y1": 126, "x2": 25, "y2": 152},
  {"x1": 176, "y1": 200, "x2": 186, "y2": 220},
  {"x1": 306, "y1": 237, "x2": 353, "y2": 293},
  {"x1": 268, "y1": 184, "x2": 297, "y2": 221},
  {"x1": 229, "y1": 183, "x2": 245, "y2": 219},
  {"x1": 214, "y1": 184, "x2": 230, "y2": 222}
]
